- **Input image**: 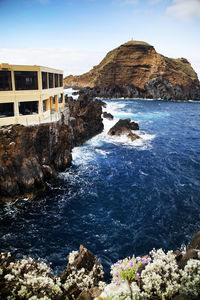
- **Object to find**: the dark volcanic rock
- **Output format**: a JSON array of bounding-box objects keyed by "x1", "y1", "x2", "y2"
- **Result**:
[
  {"x1": 103, "y1": 112, "x2": 114, "y2": 120},
  {"x1": 108, "y1": 118, "x2": 140, "y2": 141},
  {"x1": 79, "y1": 78, "x2": 200, "y2": 101},
  {"x1": 144, "y1": 76, "x2": 200, "y2": 101},
  {"x1": 79, "y1": 84, "x2": 144, "y2": 99},
  {"x1": 0, "y1": 111, "x2": 72, "y2": 202},
  {"x1": 0, "y1": 96, "x2": 104, "y2": 202},
  {"x1": 177, "y1": 231, "x2": 200, "y2": 269},
  {"x1": 178, "y1": 249, "x2": 199, "y2": 269},
  {"x1": 187, "y1": 231, "x2": 200, "y2": 250},
  {"x1": 61, "y1": 245, "x2": 104, "y2": 300},
  {"x1": 67, "y1": 94, "x2": 104, "y2": 147}
]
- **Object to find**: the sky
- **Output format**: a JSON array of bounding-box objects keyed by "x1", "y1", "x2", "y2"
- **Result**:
[{"x1": 0, "y1": 0, "x2": 200, "y2": 79}]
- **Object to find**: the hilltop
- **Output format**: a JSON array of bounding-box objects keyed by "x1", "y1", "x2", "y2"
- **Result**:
[{"x1": 64, "y1": 41, "x2": 200, "y2": 100}]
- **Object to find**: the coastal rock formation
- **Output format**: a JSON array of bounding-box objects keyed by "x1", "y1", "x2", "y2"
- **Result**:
[
  {"x1": 67, "y1": 94, "x2": 104, "y2": 147},
  {"x1": 61, "y1": 245, "x2": 104, "y2": 299},
  {"x1": 0, "y1": 111, "x2": 72, "y2": 202},
  {"x1": 79, "y1": 78, "x2": 200, "y2": 101},
  {"x1": 103, "y1": 112, "x2": 114, "y2": 120},
  {"x1": 0, "y1": 96, "x2": 103, "y2": 202},
  {"x1": 64, "y1": 40, "x2": 200, "y2": 100},
  {"x1": 108, "y1": 118, "x2": 140, "y2": 141}
]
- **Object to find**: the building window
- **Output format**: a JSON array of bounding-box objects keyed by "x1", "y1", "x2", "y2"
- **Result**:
[
  {"x1": 52, "y1": 96, "x2": 56, "y2": 104},
  {"x1": 0, "y1": 71, "x2": 12, "y2": 91},
  {"x1": 59, "y1": 74, "x2": 63, "y2": 87},
  {"x1": 43, "y1": 99, "x2": 48, "y2": 112},
  {"x1": 48, "y1": 73, "x2": 54, "y2": 88},
  {"x1": 42, "y1": 72, "x2": 48, "y2": 89},
  {"x1": 14, "y1": 71, "x2": 38, "y2": 90},
  {"x1": 54, "y1": 74, "x2": 58, "y2": 88},
  {"x1": 18, "y1": 101, "x2": 38, "y2": 115},
  {"x1": 59, "y1": 94, "x2": 63, "y2": 103},
  {"x1": 0, "y1": 102, "x2": 14, "y2": 117}
]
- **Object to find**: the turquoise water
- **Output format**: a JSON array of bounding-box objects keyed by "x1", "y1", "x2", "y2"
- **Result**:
[{"x1": 0, "y1": 99, "x2": 200, "y2": 278}]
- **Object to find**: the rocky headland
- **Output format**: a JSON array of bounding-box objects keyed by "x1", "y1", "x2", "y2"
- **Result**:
[
  {"x1": 0, "y1": 95, "x2": 103, "y2": 202},
  {"x1": 64, "y1": 41, "x2": 200, "y2": 101}
]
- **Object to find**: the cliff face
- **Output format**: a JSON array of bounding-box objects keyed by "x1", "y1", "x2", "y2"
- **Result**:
[
  {"x1": 0, "y1": 96, "x2": 103, "y2": 202},
  {"x1": 64, "y1": 41, "x2": 200, "y2": 100}
]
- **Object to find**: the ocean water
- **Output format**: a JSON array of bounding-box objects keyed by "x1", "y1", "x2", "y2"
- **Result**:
[{"x1": 0, "y1": 99, "x2": 200, "y2": 278}]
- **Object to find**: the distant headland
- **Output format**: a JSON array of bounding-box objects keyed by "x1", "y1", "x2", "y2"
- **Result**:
[{"x1": 64, "y1": 40, "x2": 200, "y2": 101}]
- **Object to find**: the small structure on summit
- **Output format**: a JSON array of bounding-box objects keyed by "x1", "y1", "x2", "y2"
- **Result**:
[{"x1": 0, "y1": 63, "x2": 65, "y2": 126}]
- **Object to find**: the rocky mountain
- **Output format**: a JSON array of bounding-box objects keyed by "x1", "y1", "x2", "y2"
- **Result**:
[{"x1": 64, "y1": 41, "x2": 200, "y2": 100}]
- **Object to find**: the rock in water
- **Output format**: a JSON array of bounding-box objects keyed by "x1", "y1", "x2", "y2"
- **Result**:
[
  {"x1": 103, "y1": 111, "x2": 114, "y2": 120},
  {"x1": 108, "y1": 118, "x2": 140, "y2": 141},
  {"x1": 64, "y1": 40, "x2": 200, "y2": 101}
]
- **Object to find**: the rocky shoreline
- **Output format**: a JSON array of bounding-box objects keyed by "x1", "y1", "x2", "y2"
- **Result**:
[
  {"x1": 1, "y1": 231, "x2": 200, "y2": 299},
  {"x1": 0, "y1": 95, "x2": 104, "y2": 202},
  {"x1": 76, "y1": 78, "x2": 200, "y2": 101}
]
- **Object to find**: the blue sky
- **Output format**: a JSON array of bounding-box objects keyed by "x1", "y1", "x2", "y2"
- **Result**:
[{"x1": 0, "y1": 0, "x2": 200, "y2": 78}]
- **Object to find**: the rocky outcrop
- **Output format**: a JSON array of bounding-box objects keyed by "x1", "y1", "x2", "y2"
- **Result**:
[
  {"x1": 61, "y1": 245, "x2": 104, "y2": 300},
  {"x1": 64, "y1": 40, "x2": 200, "y2": 101},
  {"x1": 103, "y1": 112, "x2": 114, "y2": 120},
  {"x1": 0, "y1": 111, "x2": 72, "y2": 202},
  {"x1": 78, "y1": 78, "x2": 200, "y2": 101},
  {"x1": 67, "y1": 94, "x2": 104, "y2": 147},
  {"x1": 175, "y1": 231, "x2": 200, "y2": 269},
  {"x1": 0, "y1": 96, "x2": 103, "y2": 202},
  {"x1": 108, "y1": 118, "x2": 140, "y2": 141},
  {"x1": 144, "y1": 77, "x2": 200, "y2": 100}
]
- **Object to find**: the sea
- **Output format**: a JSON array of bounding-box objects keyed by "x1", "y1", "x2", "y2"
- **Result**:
[{"x1": 0, "y1": 97, "x2": 200, "y2": 279}]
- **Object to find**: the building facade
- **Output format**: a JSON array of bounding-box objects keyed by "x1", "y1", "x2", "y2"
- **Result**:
[{"x1": 0, "y1": 63, "x2": 65, "y2": 126}]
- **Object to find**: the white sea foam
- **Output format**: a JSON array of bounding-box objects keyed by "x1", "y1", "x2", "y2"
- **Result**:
[
  {"x1": 64, "y1": 88, "x2": 79, "y2": 100},
  {"x1": 71, "y1": 100, "x2": 156, "y2": 164}
]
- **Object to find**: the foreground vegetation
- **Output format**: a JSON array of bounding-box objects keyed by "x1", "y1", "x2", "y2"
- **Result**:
[{"x1": 1, "y1": 232, "x2": 200, "y2": 300}]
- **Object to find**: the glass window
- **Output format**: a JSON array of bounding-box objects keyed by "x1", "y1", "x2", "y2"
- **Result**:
[
  {"x1": 43, "y1": 99, "x2": 48, "y2": 112},
  {"x1": 18, "y1": 101, "x2": 38, "y2": 115},
  {"x1": 54, "y1": 74, "x2": 58, "y2": 88},
  {"x1": 42, "y1": 72, "x2": 48, "y2": 89},
  {"x1": 48, "y1": 73, "x2": 54, "y2": 88},
  {"x1": 59, "y1": 74, "x2": 63, "y2": 87},
  {"x1": 14, "y1": 71, "x2": 38, "y2": 90},
  {"x1": 0, "y1": 71, "x2": 12, "y2": 91},
  {"x1": 0, "y1": 102, "x2": 14, "y2": 117},
  {"x1": 52, "y1": 96, "x2": 56, "y2": 104},
  {"x1": 59, "y1": 94, "x2": 63, "y2": 103}
]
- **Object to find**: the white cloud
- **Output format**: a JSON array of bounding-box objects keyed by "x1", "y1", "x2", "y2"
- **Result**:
[
  {"x1": 0, "y1": 48, "x2": 105, "y2": 76},
  {"x1": 166, "y1": 0, "x2": 200, "y2": 20}
]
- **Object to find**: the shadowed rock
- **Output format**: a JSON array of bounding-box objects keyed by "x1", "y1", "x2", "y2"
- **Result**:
[
  {"x1": 103, "y1": 112, "x2": 114, "y2": 120},
  {"x1": 61, "y1": 245, "x2": 104, "y2": 300},
  {"x1": 108, "y1": 118, "x2": 140, "y2": 141},
  {"x1": 187, "y1": 231, "x2": 200, "y2": 250},
  {"x1": 0, "y1": 95, "x2": 104, "y2": 202}
]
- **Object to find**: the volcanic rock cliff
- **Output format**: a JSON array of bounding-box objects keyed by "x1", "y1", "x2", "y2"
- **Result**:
[
  {"x1": 0, "y1": 96, "x2": 103, "y2": 202},
  {"x1": 64, "y1": 41, "x2": 200, "y2": 100}
]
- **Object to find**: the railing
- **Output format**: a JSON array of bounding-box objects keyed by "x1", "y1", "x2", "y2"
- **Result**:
[{"x1": 0, "y1": 107, "x2": 70, "y2": 127}]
